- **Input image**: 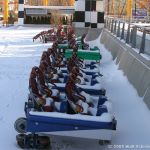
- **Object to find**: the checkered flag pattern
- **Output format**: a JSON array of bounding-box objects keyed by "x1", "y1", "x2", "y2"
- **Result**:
[
  {"x1": 18, "y1": 0, "x2": 24, "y2": 25},
  {"x1": 74, "y1": 0, "x2": 104, "y2": 28}
]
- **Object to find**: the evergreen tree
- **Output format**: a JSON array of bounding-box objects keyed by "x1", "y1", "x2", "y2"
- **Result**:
[
  {"x1": 29, "y1": 16, "x2": 32, "y2": 24},
  {"x1": 41, "y1": 16, "x2": 45, "y2": 24},
  {"x1": 33, "y1": 17, "x2": 36, "y2": 24},
  {"x1": 66, "y1": 16, "x2": 68, "y2": 25},
  {"x1": 8, "y1": 13, "x2": 14, "y2": 24},
  {"x1": 37, "y1": 16, "x2": 40, "y2": 24},
  {"x1": 44, "y1": 16, "x2": 47, "y2": 24},
  {"x1": 70, "y1": 15, "x2": 73, "y2": 25},
  {"x1": 47, "y1": 16, "x2": 51, "y2": 24},
  {"x1": 62, "y1": 16, "x2": 66, "y2": 25},
  {"x1": 25, "y1": 16, "x2": 28, "y2": 24}
]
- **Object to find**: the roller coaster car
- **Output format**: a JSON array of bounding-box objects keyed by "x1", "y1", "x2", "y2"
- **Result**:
[
  {"x1": 14, "y1": 69, "x2": 116, "y2": 149},
  {"x1": 15, "y1": 95, "x2": 116, "y2": 149},
  {"x1": 15, "y1": 26, "x2": 117, "y2": 149}
]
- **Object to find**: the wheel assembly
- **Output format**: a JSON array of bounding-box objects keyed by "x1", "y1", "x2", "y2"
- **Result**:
[
  {"x1": 16, "y1": 134, "x2": 26, "y2": 149},
  {"x1": 14, "y1": 117, "x2": 27, "y2": 134},
  {"x1": 16, "y1": 134, "x2": 50, "y2": 149},
  {"x1": 36, "y1": 135, "x2": 50, "y2": 149},
  {"x1": 99, "y1": 139, "x2": 111, "y2": 145}
]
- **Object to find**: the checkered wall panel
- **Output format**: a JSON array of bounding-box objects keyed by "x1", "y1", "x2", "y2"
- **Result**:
[
  {"x1": 18, "y1": 0, "x2": 24, "y2": 25},
  {"x1": 74, "y1": 0, "x2": 104, "y2": 28}
]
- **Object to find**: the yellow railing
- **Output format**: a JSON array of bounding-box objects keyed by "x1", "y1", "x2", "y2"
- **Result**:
[{"x1": 3, "y1": 0, "x2": 8, "y2": 25}]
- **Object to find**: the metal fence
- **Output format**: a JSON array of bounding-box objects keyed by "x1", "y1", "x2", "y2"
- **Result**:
[{"x1": 104, "y1": 17, "x2": 150, "y2": 56}]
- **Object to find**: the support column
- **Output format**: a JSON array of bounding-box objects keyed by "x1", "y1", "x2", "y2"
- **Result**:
[
  {"x1": 43, "y1": 0, "x2": 48, "y2": 6},
  {"x1": 140, "y1": 29, "x2": 146, "y2": 54},
  {"x1": 18, "y1": 0, "x2": 24, "y2": 25},
  {"x1": 117, "y1": 21, "x2": 121, "y2": 37},
  {"x1": 126, "y1": 0, "x2": 133, "y2": 19},
  {"x1": 113, "y1": 20, "x2": 117, "y2": 34},
  {"x1": 111, "y1": 20, "x2": 114, "y2": 33},
  {"x1": 70, "y1": 0, "x2": 74, "y2": 6},
  {"x1": 121, "y1": 22, "x2": 125, "y2": 40},
  {"x1": 131, "y1": 26, "x2": 137, "y2": 48},
  {"x1": 126, "y1": 24, "x2": 130, "y2": 44},
  {"x1": 3, "y1": 0, "x2": 8, "y2": 25}
]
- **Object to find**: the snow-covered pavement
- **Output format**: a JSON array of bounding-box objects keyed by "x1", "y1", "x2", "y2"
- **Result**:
[
  {"x1": 0, "y1": 26, "x2": 51, "y2": 149},
  {"x1": 90, "y1": 37, "x2": 150, "y2": 150},
  {"x1": 0, "y1": 26, "x2": 150, "y2": 150}
]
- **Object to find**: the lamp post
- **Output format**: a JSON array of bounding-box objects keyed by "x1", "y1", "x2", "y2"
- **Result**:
[
  {"x1": 107, "y1": 0, "x2": 110, "y2": 15},
  {"x1": 135, "y1": 0, "x2": 137, "y2": 19},
  {"x1": 90, "y1": 0, "x2": 92, "y2": 28}
]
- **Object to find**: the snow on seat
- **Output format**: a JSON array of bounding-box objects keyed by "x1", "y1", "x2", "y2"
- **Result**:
[
  {"x1": 29, "y1": 111, "x2": 114, "y2": 123},
  {"x1": 80, "y1": 91, "x2": 112, "y2": 112},
  {"x1": 77, "y1": 83, "x2": 102, "y2": 90},
  {"x1": 82, "y1": 68, "x2": 100, "y2": 73},
  {"x1": 51, "y1": 89, "x2": 59, "y2": 97},
  {"x1": 103, "y1": 101, "x2": 112, "y2": 113},
  {"x1": 60, "y1": 67, "x2": 100, "y2": 73}
]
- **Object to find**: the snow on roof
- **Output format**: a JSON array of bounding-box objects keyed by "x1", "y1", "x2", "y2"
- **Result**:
[{"x1": 24, "y1": 5, "x2": 74, "y2": 10}]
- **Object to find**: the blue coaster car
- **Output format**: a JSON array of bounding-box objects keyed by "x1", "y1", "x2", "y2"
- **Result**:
[
  {"x1": 49, "y1": 81, "x2": 105, "y2": 96},
  {"x1": 15, "y1": 101, "x2": 116, "y2": 141},
  {"x1": 25, "y1": 111, "x2": 116, "y2": 140},
  {"x1": 60, "y1": 65, "x2": 100, "y2": 75},
  {"x1": 15, "y1": 29, "x2": 117, "y2": 149},
  {"x1": 14, "y1": 89, "x2": 116, "y2": 148}
]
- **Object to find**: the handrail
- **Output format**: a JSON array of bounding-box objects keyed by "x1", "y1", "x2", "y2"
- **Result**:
[
  {"x1": 104, "y1": 17, "x2": 150, "y2": 56},
  {"x1": 105, "y1": 15, "x2": 150, "y2": 23}
]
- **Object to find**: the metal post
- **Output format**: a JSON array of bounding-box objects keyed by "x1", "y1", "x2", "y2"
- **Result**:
[
  {"x1": 107, "y1": 19, "x2": 109, "y2": 30},
  {"x1": 121, "y1": 22, "x2": 125, "y2": 40},
  {"x1": 132, "y1": 26, "x2": 137, "y2": 48},
  {"x1": 111, "y1": 19, "x2": 114, "y2": 33},
  {"x1": 126, "y1": 23, "x2": 130, "y2": 44},
  {"x1": 107, "y1": 0, "x2": 110, "y2": 15},
  {"x1": 140, "y1": 29, "x2": 146, "y2": 54},
  {"x1": 90, "y1": 0, "x2": 92, "y2": 28},
  {"x1": 113, "y1": 20, "x2": 117, "y2": 34},
  {"x1": 106, "y1": 18, "x2": 109, "y2": 29},
  {"x1": 106, "y1": 19, "x2": 108, "y2": 29},
  {"x1": 130, "y1": 28, "x2": 133, "y2": 44},
  {"x1": 117, "y1": 21, "x2": 121, "y2": 37},
  {"x1": 104, "y1": 19, "x2": 106, "y2": 28},
  {"x1": 109, "y1": 19, "x2": 111, "y2": 31},
  {"x1": 135, "y1": 0, "x2": 137, "y2": 19}
]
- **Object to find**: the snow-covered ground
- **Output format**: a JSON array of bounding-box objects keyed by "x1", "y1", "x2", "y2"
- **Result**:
[
  {"x1": 0, "y1": 26, "x2": 150, "y2": 150},
  {"x1": 0, "y1": 26, "x2": 51, "y2": 149}
]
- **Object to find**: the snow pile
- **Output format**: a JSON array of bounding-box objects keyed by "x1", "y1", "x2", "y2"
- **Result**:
[
  {"x1": 0, "y1": 26, "x2": 51, "y2": 149},
  {"x1": 88, "y1": 33, "x2": 150, "y2": 149}
]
